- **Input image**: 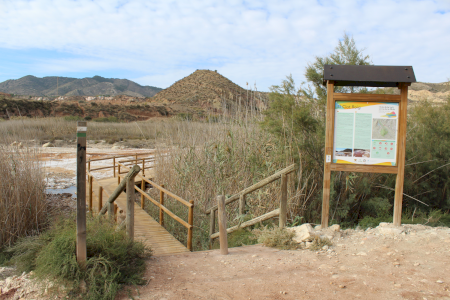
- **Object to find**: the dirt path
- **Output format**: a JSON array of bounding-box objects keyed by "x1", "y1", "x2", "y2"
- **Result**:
[{"x1": 118, "y1": 225, "x2": 450, "y2": 300}]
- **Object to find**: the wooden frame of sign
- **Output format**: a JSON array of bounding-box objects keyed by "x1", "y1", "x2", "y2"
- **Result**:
[{"x1": 321, "y1": 65, "x2": 416, "y2": 228}]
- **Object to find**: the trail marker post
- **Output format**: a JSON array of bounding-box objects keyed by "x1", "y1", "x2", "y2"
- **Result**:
[
  {"x1": 321, "y1": 65, "x2": 416, "y2": 228},
  {"x1": 76, "y1": 121, "x2": 87, "y2": 264}
]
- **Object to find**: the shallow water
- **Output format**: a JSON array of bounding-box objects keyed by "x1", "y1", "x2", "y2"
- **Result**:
[{"x1": 45, "y1": 185, "x2": 77, "y2": 198}]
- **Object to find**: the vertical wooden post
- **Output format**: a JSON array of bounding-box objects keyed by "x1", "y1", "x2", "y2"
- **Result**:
[
  {"x1": 209, "y1": 209, "x2": 216, "y2": 249},
  {"x1": 279, "y1": 173, "x2": 288, "y2": 228},
  {"x1": 98, "y1": 186, "x2": 103, "y2": 213},
  {"x1": 126, "y1": 176, "x2": 135, "y2": 239},
  {"x1": 135, "y1": 154, "x2": 138, "y2": 166},
  {"x1": 393, "y1": 83, "x2": 409, "y2": 226},
  {"x1": 217, "y1": 195, "x2": 228, "y2": 255},
  {"x1": 114, "y1": 203, "x2": 118, "y2": 222},
  {"x1": 113, "y1": 157, "x2": 116, "y2": 177},
  {"x1": 88, "y1": 175, "x2": 93, "y2": 212},
  {"x1": 159, "y1": 184, "x2": 165, "y2": 226},
  {"x1": 187, "y1": 200, "x2": 194, "y2": 251},
  {"x1": 142, "y1": 159, "x2": 145, "y2": 177},
  {"x1": 88, "y1": 161, "x2": 91, "y2": 172},
  {"x1": 239, "y1": 194, "x2": 246, "y2": 215},
  {"x1": 107, "y1": 201, "x2": 114, "y2": 220},
  {"x1": 76, "y1": 121, "x2": 87, "y2": 264},
  {"x1": 141, "y1": 179, "x2": 145, "y2": 209},
  {"x1": 118, "y1": 164, "x2": 121, "y2": 184},
  {"x1": 321, "y1": 80, "x2": 335, "y2": 229}
]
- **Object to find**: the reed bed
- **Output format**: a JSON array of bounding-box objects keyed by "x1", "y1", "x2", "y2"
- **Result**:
[{"x1": 0, "y1": 146, "x2": 47, "y2": 247}]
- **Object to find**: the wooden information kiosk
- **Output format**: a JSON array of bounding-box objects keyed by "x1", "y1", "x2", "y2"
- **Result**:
[{"x1": 321, "y1": 65, "x2": 416, "y2": 228}]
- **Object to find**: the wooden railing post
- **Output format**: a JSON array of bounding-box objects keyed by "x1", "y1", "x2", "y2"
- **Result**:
[
  {"x1": 126, "y1": 174, "x2": 135, "y2": 239},
  {"x1": 239, "y1": 194, "x2": 246, "y2": 215},
  {"x1": 187, "y1": 200, "x2": 194, "y2": 251},
  {"x1": 88, "y1": 161, "x2": 91, "y2": 172},
  {"x1": 98, "y1": 186, "x2": 103, "y2": 213},
  {"x1": 118, "y1": 164, "x2": 121, "y2": 184},
  {"x1": 88, "y1": 175, "x2": 93, "y2": 212},
  {"x1": 108, "y1": 201, "x2": 114, "y2": 220},
  {"x1": 209, "y1": 209, "x2": 216, "y2": 249},
  {"x1": 141, "y1": 179, "x2": 145, "y2": 209},
  {"x1": 135, "y1": 154, "x2": 138, "y2": 166},
  {"x1": 142, "y1": 159, "x2": 145, "y2": 177},
  {"x1": 113, "y1": 156, "x2": 116, "y2": 177},
  {"x1": 159, "y1": 184, "x2": 165, "y2": 226},
  {"x1": 279, "y1": 173, "x2": 287, "y2": 228},
  {"x1": 114, "y1": 204, "x2": 118, "y2": 222},
  {"x1": 76, "y1": 121, "x2": 87, "y2": 264},
  {"x1": 217, "y1": 195, "x2": 228, "y2": 255}
]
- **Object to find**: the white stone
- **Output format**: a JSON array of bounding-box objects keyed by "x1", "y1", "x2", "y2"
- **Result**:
[
  {"x1": 378, "y1": 227, "x2": 404, "y2": 235},
  {"x1": 286, "y1": 223, "x2": 316, "y2": 243},
  {"x1": 329, "y1": 224, "x2": 341, "y2": 232},
  {"x1": 314, "y1": 225, "x2": 322, "y2": 230},
  {"x1": 42, "y1": 142, "x2": 54, "y2": 147}
]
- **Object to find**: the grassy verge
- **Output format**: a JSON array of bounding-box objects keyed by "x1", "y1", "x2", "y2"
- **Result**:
[{"x1": 6, "y1": 215, "x2": 151, "y2": 300}]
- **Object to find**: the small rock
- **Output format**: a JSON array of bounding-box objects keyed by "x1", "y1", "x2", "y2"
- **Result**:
[
  {"x1": 322, "y1": 245, "x2": 329, "y2": 250},
  {"x1": 42, "y1": 142, "x2": 54, "y2": 147},
  {"x1": 329, "y1": 224, "x2": 340, "y2": 232},
  {"x1": 393, "y1": 262, "x2": 400, "y2": 267},
  {"x1": 314, "y1": 225, "x2": 322, "y2": 230},
  {"x1": 437, "y1": 280, "x2": 444, "y2": 284},
  {"x1": 394, "y1": 283, "x2": 402, "y2": 287},
  {"x1": 356, "y1": 252, "x2": 367, "y2": 256},
  {"x1": 414, "y1": 263, "x2": 420, "y2": 266},
  {"x1": 286, "y1": 223, "x2": 316, "y2": 242},
  {"x1": 338, "y1": 285, "x2": 346, "y2": 288}
]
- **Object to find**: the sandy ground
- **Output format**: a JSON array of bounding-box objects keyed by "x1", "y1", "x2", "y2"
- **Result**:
[{"x1": 116, "y1": 225, "x2": 450, "y2": 300}]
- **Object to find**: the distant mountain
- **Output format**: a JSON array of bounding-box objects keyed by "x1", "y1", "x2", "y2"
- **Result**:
[{"x1": 0, "y1": 75, "x2": 162, "y2": 97}]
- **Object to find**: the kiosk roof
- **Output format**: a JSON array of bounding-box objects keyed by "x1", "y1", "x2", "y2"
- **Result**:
[{"x1": 323, "y1": 65, "x2": 416, "y2": 87}]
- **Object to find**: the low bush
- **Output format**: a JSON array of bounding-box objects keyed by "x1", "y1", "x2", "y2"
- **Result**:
[
  {"x1": 308, "y1": 236, "x2": 332, "y2": 251},
  {"x1": 7, "y1": 216, "x2": 151, "y2": 300},
  {"x1": 252, "y1": 226, "x2": 298, "y2": 250}
]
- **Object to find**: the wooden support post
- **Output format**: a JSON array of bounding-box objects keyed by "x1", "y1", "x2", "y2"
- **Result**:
[
  {"x1": 209, "y1": 209, "x2": 216, "y2": 249},
  {"x1": 76, "y1": 121, "x2": 87, "y2": 264},
  {"x1": 217, "y1": 195, "x2": 228, "y2": 255},
  {"x1": 239, "y1": 194, "x2": 246, "y2": 215},
  {"x1": 88, "y1": 161, "x2": 91, "y2": 172},
  {"x1": 114, "y1": 203, "x2": 118, "y2": 222},
  {"x1": 321, "y1": 80, "x2": 334, "y2": 229},
  {"x1": 98, "y1": 186, "x2": 103, "y2": 213},
  {"x1": 393, "y1": 83, "x2": 409, "y2": 226},
  {"x1": 187, "y1": 200, "x2": 194, "y2": 251},
  {"x1": 141, "y1": 179, "x2": 145, "y2": 209},
  {"x1": 88, "y1": 175, "x2": 93, "y2": 212},
  {"x1": 126, "y1": 175, "x2": 135, "y2": 239},
  {"x1": 142, "y1": 159, "x2": 145, "y2": 177},
  {"x1": 113, "y1": 157, "x2": 116, "y2": 177},
  {"x1": 135, "y1": 154, "x2": 138, "y2": 165},
  {"x1": 159, "y1": 184, "x2": 165, "y2": 226},
  {"x1": 118, "y1": 164, "x2": 121, "y2": 184},
  {"x1": 108, "y1": 201, "x2": 114, "y2": 220},
  {"x1": 279, "y1": 173, "x2": 287, "y2": 228}
]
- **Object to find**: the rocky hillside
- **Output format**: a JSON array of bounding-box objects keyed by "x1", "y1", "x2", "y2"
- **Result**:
[
  {"x1": 150, "y1": 70, "x2": 268, "y2": 113},
  {"x1": 0, "y1": 75, "x2": 162, "y2": 97},
  {"x1": 376, "y1": 82, "x2": 450, "y2": 104}
]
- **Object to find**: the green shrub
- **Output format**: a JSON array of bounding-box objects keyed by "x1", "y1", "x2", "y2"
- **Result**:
[
  {"x1": 251, "y1": 226, "x2": 298, "y2": 250},
  {"x1": 93, "y1": 116, "x2": 119, "y2": 123},
  {"x1": 7, "y1": 216, "x2": 151, "y2": 300}
]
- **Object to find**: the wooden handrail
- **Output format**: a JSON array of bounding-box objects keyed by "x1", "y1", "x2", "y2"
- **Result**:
[
  {"x1": 118, "y1": 158, "x2": 154, "y2": 164},
  {"x1": 211, "y1": 208, "x2": 280, "y2": 239},
  {"x1": 207, "y1": 164, "x2": 297, "y2": 214},
  {"x1": 117, "y1": 162, "x2": 193, "y2": 208},
  {"x1": 86, "y1": 152, "x2": 154, "y2": 163}
]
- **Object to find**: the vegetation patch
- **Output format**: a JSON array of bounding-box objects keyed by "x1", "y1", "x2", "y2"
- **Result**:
[
  {"x1": 6, "y1": 216, "x2": 151, "y2": 300},
  {"x1": 251, "y1": 226, "x2": 298, "y2": 250}
]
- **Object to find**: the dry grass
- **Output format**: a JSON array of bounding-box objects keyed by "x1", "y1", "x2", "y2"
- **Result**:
[{"x1": 0, "y1": 146, "x2": 47, "y2": 247}]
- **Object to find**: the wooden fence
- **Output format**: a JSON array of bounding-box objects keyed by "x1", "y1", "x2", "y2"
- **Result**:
[{"x1": 208, "y1": 164, "x2": 297, "y2": 247}]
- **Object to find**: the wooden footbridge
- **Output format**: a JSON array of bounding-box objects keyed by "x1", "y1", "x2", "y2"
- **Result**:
[{"x1": 85, "y1": 153, "x2": 193, "y2": 256}]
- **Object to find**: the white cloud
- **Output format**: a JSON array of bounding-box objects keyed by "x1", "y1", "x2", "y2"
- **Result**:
[{"x1": 0, "y1": 0, "x2": 449, "y2": 89}]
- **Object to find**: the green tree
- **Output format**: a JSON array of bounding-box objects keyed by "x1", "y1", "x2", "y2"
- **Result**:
[
  {"x1": 304, "y1": 33, "x2": 371, "y2": 103},
  {"x1": 261, "y1": 33, "x2": 373, "y2": 224}
]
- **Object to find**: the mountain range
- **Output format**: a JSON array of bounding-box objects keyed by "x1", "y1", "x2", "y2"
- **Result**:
[{"x1": 0, "y1": 75, "x2": 162, "y2": 97}]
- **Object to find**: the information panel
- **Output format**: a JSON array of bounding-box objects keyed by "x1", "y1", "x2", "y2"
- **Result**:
[{"x1": 333, "y1": 101, "x2": 399, "y2": 166}]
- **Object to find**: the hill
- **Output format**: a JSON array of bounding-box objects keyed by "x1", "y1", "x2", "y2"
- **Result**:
[
  {"x1": 0, "y1": 75, "x2": 162, "y2": 97},
  {"x1": 150, "y1": 70, "x2": 268, "y2": 113}
]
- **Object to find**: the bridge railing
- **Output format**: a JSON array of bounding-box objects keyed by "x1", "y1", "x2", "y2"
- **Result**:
[
  {"x1": 86, "y1": 152, "x2": 154, "y2": 177},
  {"x1": 115, "y1": 162, "x2": 194, "y2": 251},
  {"x1": 207, "y1": 164, "x2": 297, "y2": 248}
]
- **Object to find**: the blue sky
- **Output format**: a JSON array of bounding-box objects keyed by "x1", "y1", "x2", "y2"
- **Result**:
[{"x1": 0, "y1": 0, "x2": 449, "y2": 91}]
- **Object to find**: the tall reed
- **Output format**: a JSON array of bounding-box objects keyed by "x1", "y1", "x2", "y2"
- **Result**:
[{"x1": 0, "y1": 146, "x2": 47, "y2": 247}]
